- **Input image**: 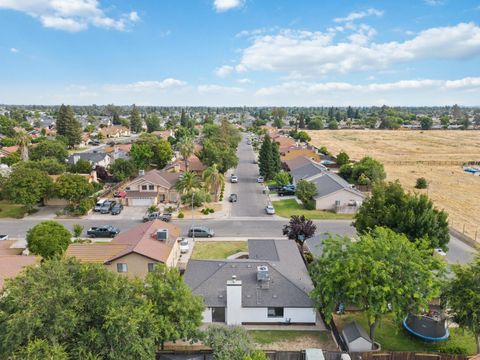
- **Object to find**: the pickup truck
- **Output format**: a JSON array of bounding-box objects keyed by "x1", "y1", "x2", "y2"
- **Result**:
[
  {"x1": 142, "y1": 212, "x2": 172, "y2": 222},
  {"x1": 87, "y1": 226, "x2": 120, "y2": 238}
]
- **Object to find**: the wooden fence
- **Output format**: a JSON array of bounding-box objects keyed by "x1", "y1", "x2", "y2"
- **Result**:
[{"x1": 349, "y1": 352, "x2": 469, "y2": 360}]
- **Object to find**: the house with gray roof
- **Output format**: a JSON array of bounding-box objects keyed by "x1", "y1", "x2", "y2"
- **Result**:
[
  {"x1": 68, "y1": 150, "x2": 112, "y2": 168},
  {"x1": 184, "y1": 239, "x2": 317, "y2": 325}
]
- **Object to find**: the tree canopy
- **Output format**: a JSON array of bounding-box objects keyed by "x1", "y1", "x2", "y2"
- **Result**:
[
  {"x1": 203, "y1": 325, "x2": 256, "y2": 360},
  {"x1": 26, "y1": 221, "x2": 71, "y2": 259},
  {"x1": 339, "y1": 156, "x2": 385, "y2": 185},
  {"x1": 30, "y1": 139, "x2": 68, "y2": 163},
  {"x1": 129, "y1": 104, "x2": 143, "y2": 133},
  {"x1": 55, "y1": 173, "x2": 94, "y2": 207},
  {"x1": 109, "y1": 158, "x2": 138, "y2": 182}
]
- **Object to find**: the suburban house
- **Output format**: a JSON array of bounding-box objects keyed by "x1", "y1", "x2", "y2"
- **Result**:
[
  {"x1": 164, "y1": 154, "x2": 206, "y2": 174},
  {"x1": 281, "y1": 147, "x2": 321, "y2": 163},
  {"x1": 66, "y1": 220, "x2": 181, "y2": 278},
  {"x1": 124, "y1": 169, "x2": 181, "y2": 206},
  {"x1": 151, "y1": 129, "x2": 174, "y2": 139},
  {"x1": 287, "y1": 156, "x2": 364, "y2": 213},
  {"x1": 105, "y1": 143, "x2": 132, "y2": 161},
  {"x1": 68, "y1": 151, "x2": 112, "y2": 168},
  {"x1": 98, "y1": 125, "x2": 131, "y2": 138},
  {"x1": 184, "y1": 239, "x2": 317, "y2": 325},
  {"x1": 0, "y1": 145, "x2": 19, "y2": 158},
  {"x1": 0, "y1": 240, "x2": 38, "y2": 289},
  {"x1": 342, "y1": 321, "x2": 375, "y2": 352}
]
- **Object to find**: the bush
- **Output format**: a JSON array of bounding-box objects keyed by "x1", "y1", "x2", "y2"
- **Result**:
[
  {"x1": 73, "y1": 198, "x2": 95, "y2": 216},
  {"x1": 438, "y1": 345, "x2": 468, "y2": 355},
  {"x1": 178, "y1": 212, "x2": 184, "y2": 219},
  {"x1": 209, "y1": 208, "x2": 215, "y2": 213},
  {"x1": 72, "y1": 224, "x2": 84, "y2": 238},
  {"x1": 304, "y1": 199, "x2": 316, "y2": 210},
  {"x1": 165, "y1": 206, "x2": 175, "y2": 213},
  {"x1": 148, "y1": 205, "x2": 159, "y2": 214},
  {"x1": 415, "y1": 177, "x2": 428, "y2": 189},
  {"x1": 319, "y1": 146, "x2": 329, "y2": 155}
]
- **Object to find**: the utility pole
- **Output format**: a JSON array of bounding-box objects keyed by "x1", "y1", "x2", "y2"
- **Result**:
[{"x1": 191, "y1": 191, "x2": 195, "y2": 242}]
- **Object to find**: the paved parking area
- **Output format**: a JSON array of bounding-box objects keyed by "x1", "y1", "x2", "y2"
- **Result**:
[{"x1": 87, "y1": 206, "x2": 147, "y2": 221}]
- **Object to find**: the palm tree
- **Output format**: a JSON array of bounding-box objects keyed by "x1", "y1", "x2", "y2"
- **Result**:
[
  {"x1": 16, "y1": 131, "x2": 31, "y2": 161},
  {"x1": 177, "y1": 136, "x2": 194, "y2": 171},
  {"x1": 175, "y1": 171, "x2": 202, "y2": 195},
  {"x1": 202, "y1": 164, "x2": 224, "y2": 202}
]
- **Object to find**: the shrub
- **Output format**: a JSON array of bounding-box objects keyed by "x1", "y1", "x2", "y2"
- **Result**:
[
  {"x1": 178, "y1": 212, "x2": 184, "y2": 219},
  {"x1": 319, "y1": 146, "x2": 330, "y2": 155},
  {"x1": 415, "y1": 177, "x2": 428, "y2": 189},
  {"x1": 72, "y1": 224, "x2": 84, "y2": 238},
  {"x1": 165, "y1": 206, "x2": 175, "y2": 213},
  {"x1": 209, "y1": 208, "x2": 215, "y2": 213},
  {"x1": 304, "y1": 199, "x2": 316, "y2": 210},
  {"x1": 148, "y1": 205, "x2": 159, "y2": 214},
  {"x1": 73, "y1": 198, "x2": 95, "y2": 216},
  {"x1": 438, "y1": 345, "x2": 468, "y2": 355}
]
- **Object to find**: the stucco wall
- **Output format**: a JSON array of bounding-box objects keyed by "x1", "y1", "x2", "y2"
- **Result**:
[
  {"x1": 204, "y1": 306, "x2": 316, "y2": 324},
  {"x1": 106, "y1": 252, "x2": 159, "y2": 279},
  {"x1": 315, "y1": 189, "x2": 363, "y2": 210}
]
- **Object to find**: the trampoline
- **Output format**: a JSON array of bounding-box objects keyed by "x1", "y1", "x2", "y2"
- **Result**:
[{"x1": 403, "y1": 313, "x2": 449, "y2": 341}]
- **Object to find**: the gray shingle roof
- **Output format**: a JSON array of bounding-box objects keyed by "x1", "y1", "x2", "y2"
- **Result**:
[
  {"x1": 184, "y1": 239, "x2": 314, "y2": 308},
  {"x1": 342, "y1": 321, "x2": 372, "y2": 343},
  {"x1": 290, "y1": 161, "x2": 326, "y2": 183},
  {"x1": 68, "y1": 152, "x2": 109, "y2": 165},
  {"x1": 311, "y1": 172, "x2": 364, "y2": 199},
  {"x1": 305, "y1": 233, "x2": 331, "y2": 258}
]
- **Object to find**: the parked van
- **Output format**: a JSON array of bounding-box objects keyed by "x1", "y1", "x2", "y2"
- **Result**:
[{"x1": 94, "y1": 198, "x2": 107, "y2": 212}]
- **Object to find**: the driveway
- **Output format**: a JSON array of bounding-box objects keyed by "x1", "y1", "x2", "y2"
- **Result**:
[
  {"x1": 86, "y1": 206, "x2": 147, "y2": 221},
  {"x1": 229, "y1": 136, "x2": 270, "y2": 217}
]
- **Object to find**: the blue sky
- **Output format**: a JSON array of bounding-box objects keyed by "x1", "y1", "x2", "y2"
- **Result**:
[{"x1": 0, "y1": 0, "x2": 479, "y2": 106}]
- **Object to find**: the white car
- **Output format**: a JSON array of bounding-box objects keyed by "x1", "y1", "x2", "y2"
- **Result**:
[
  {"x1": 434, "y1": 248, "x2": 447, "y2": 257},
  {"x1": 265, "y1": 205, "x2": 275, "y2": 215},
  {"x1": 230, "y1": 175, "x2": 238, "y2": 183},
  {"x1": 257, "y1": 176, "x2": 264, "y2": 183},
  {"x1": 179, "y1": 239, "x2": 190, "y2": 254}
]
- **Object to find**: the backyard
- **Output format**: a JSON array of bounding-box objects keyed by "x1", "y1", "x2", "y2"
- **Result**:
[
  {"x1": 249, "y1": 330, "x2": 337, "y2": 351},
  {"x1": 272, "y1": 199, "x2": 354, "y2": 220},
  {"x1": 308, "y1": 130, "x2": 480, "y2": 242},
  {"x1": 334, "y1": 313, "x2": 477, "y2": 354},
  {"x1": 191, "y1": 241, "x2": 248, "y2": 260}
]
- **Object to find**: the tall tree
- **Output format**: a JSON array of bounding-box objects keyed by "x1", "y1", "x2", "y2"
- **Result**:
[
  {"x1": 130, "y1": 143, "x2": 154, "y2": 169},
  {"x1": 175, "y1": 171, "x2": 202, "y2": 195},
  {"x1": 145, "y1": 113, "x2": 161, "y2": 133},
  {"x1": 30, "y1": 140, "x2": 68, "y2": 162},
  {"x1": 442, "y1": 255, "x2": 480, "y2": 352},
  {"x1": 61, "y1": 106, "x2": 82, "y2": 148},
  {"x1": 129, "y1": 105, "x2": 143, "y2": 133},
  {"x1": 144, "y1": 265, "x2": 204, "y2": 350},
  {"x1": 26, "y1": 221, "x2": 71, "y2": 259},
  {"x1": 109, "y1": 158, "x2": 138, "y2": 182},
  {"x1": 298, "y1": 113, "x2": 306, "y2": 129},
  {"x1": 177, "y1": 135, "x2": 195, "y2": 171},
  {"x1": 258, "y1": 135, "x2": 273, "y2": 179},
  {"x1": 270, "y1": 141, "x2": 282, "y2": 175},
  {"x1": 282, "y1": 215, "x2": 316, "y2": 253},
  {"x1": 180, "y1": 109, "x2": 188, "y2": 127},
  {"x1": 295, "y1": 179, "x2": 318, "y2": 209},
  {"x1": 56, "y1": 104, "x2": 68, "y2": 136},
  {"x1": 55, "y1": 174, "x2": 94, "y2": 208},
  {"x1": 15, "y1": 130, "x2": 30, "y2": 161},
  {"x1": 202, "y1": 164, "x2": 225, "y2": 201},
  {"x1": 310, "y1": 227, "x2": 442, "y2": 348}
]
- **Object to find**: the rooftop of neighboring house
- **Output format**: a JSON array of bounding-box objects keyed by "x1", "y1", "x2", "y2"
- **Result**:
[
  {"x1": 151, "y1": 130, "x2": 173, "y2": 139},
  {"x1": 0, "y1": 145, "x2": 19, "y2": 156},
  {"x1": 66, "y1": 220, "x2": 181, "y2": 264},
  {"x1": 309, "y1": 171, "x2": 364, "y2": 199},
  {"x1": 282, "y1": 148, "x2": 321, "y2": 162},
  {"x1": 127, "y1": 169, "x2": 181, "y2": 189},
  {"x1": 184, "y1": 239, "x2": 314, "y2": 308},
  {"x1": 288, "y1": 157, "x2": 327, "y2": 182},
  {"x1": 98, "y1": 125, "x2": 130, "y2": 135},
  {"x1": 0, "y1": 241, "x2": 38, "y2": 288},
  {"x1": 164, "y1": 154, "x2": 206, "y2": 173},
  {"x1": 67, "y1": 151, "x2": 110, "y2": 164}
]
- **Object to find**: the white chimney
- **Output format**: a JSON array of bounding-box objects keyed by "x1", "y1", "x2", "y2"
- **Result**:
[
  {"x1": 226, "y1": 275, "x2": 242, "y2": 325},
  {"x1": 139, "y1": 169, "x2": 145, "y2": 176}
]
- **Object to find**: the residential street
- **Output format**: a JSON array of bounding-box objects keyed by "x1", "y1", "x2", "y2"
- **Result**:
[{"x1": 229, "y1": 135, "x2": 270, "y2": 217}]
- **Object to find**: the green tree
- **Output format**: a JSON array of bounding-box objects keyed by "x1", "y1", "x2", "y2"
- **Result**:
[
  {"x1": 203, "y1": 325, "x2": 256, "y2": 360},
  {"x1": 0, "y1": 258, "x2": 157, "y2": 360},
  {"x1": 55, "y1": 173, "x2": 94, "y2": 208},
  {"x1": 56, "y1": 104, "x2": 68, "y2": 136},
  {"x1": 270, "y1": 141, "x2": 282, "y2": 175},
  {"x1": 175, "y1": 171, "x2": 202, "y2": 195},
  {"x1": 177, "y1": 135, "x2": 195, "y2": 171},
  {"x1": 274, "y1": 170, "x2": 291, "y2": 187},
  {"x1": 145, "y1": 265, "x2": 204, "y2": 349},
  {"x1": 0, "y1": 151, "x2": 21, "y2": 166},
  {"x1": 420, "y1": 117, "x2": 433, "y2": 130},
  {"x1": 180, "y1": 109, "x2": 188, "y2": 127},
  {"x1": 310, "y1": 227, "x2": 442, "y2": 348},
  {"x1": 130, "y1": 143, "x2": 154, "y2": 169},
  {"x1": 57, "y1": 105, "x2": 81, "y2": 148},
  {"x1": 415, "y1": 177, "x2": 428, "y2": 189},
  {"x1": 129, "y1": 105, "x2": 143, "y2": 133},
  {"x1": 3, "y1": 167, "x2": 53, "y2": 210},
  {"x1": 258, "y1": 135, "x2": 273, "y2": 179},
  {"x1": 295, "y1": 130, "x2": 311, "y2": 142},
  {"x1": 72, "y1": 224, "x2": 84, "y2": 238},
  {"x1": 328, "y1": 119, "x2": 339, "y2": 129},
  {"x1": 26, "y1": 221, "x2": 71, "y2": 259},
  {"x1": 307, "y1": 118, "x2": 323, "y2": 130},
  {"x1": 243, "y1": 351, "x2": 269, "y2": 360},
  {"x1": 13, "y1": 158, "x2": 66, "y2": 175},
  {"x1": 442, "y1": 255, "x2": 480, "y2": 352},
  {"x1": 440, "y1": 115, "x2": 450, "y2": 128},
  {"x1": 203, "y1": 164, "x2": 225, "y2": 201},
  {"x1": 70, "y1": 158, "x2": 92, "y2": 174},
  {"x1": 335, "y1": 151, "x2": 350, "y2": 167},
  {"x1": 295, "y1": 179, "x2": 317, "y2": 209},
  {"x1": 354, "y1": 181, "x2": 449, "y2": 249},
  {"x1": 15, "y1": 130, "x2": 31, "y2": 161},
  {"x1": 30, "y1": 140, "x2": 68, "y2": 162},
  {"x1": 346, "y1": 156, "x2": 386, "y2": 185},
  {"x1": 199, "y1": 139, "x2": 238, "y2": 174},
  {"x1": 135, "y1": 133, "x2": 173, "y2": 169},
  {"x1": 109, "y1": 158, "x2": 138, "y2": 182},
  {"x1": 282, "y1": 215, "x2": 316, "y2": 253},
  {"x1": 181, "y1": 189, "x2": 211, "y2": 207},
  {"x1": 9, "y1": 339, "x2": 68, "y2": 360},
  {"x1": 145, "y1": 113, "x2": 161, "y2": 133}
]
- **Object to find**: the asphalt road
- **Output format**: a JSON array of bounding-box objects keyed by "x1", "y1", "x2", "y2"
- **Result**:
[{"x1": 230, "y1": 136, "x2": 270, "y2": 217}]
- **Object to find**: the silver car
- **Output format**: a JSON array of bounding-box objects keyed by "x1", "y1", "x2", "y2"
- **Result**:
[{"x1": 265, "y1": 205, "x2": 275, "y2": 215}]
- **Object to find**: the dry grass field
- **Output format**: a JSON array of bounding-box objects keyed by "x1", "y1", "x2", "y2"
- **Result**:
[{"x1": 308, "y1": 130, "x2": 480, "y2": 241}]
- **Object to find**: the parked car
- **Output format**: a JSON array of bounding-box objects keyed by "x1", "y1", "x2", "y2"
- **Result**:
[
  {"x1": 110, "y1": 203, "x2": 123, "y2": 215},
  {"x1": 265, "y1": 205, "x2": 276, "y2": 215},
  {"x1": 278, "y1": 187, "x2": 296, "y2": 196},
  {"x1": 230, "y1": 174, "x2": 238, "y2": 183},
  {"x1": 268, "y1": 185, "x2": 281, "y2": 192},
  {"x1": 89, "y1": 140, "x2": 100, "y2": 146},
  {"x1": 188, "y1": 226, "x2": 214, "y2": 238},
  {"x1": 257, "y1": 176, "x2": 264, "y2": 183},
  {"x1": 228, "y1": 193, "x2": 238, "y2": 202},
  {"x1": 94, "y1": 198, "x2": 107, "y2": 212},
  {"x1": 87, "y1": 225, "x2": 120, "y2": 238},
  {"x1": 142, "y1": 212, "x2": 172, "y2": 222},
  {"x1": 179, "y1": 239, "x2": 190, "y2": 254},
  {"x1": 434, "y1": 248, "x2": 447, "y2": 257},
  {"x1": 113, "y1": 191, "x2": 127, "y2": 198},
  {"x1": 100, "y1": 200, "x2": 116, "y2": 214}
]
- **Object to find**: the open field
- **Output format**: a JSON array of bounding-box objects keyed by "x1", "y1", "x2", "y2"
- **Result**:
[
  {"x1": 191, "y1": 241, "x2": 248, "y2": 259},
  {"x1": 308, "y1": 130, "x2": 480, "y2": 242}
]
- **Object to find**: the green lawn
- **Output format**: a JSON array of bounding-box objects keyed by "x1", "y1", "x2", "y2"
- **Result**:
[
  {"x1": 0, "y1": 201, "x2": 26, "y2": 219},
  {"x1": 272, "y1": 199, "x2": 354, "y2": 220},
  {"x1": 249, "y1": 330, "x2": 330, "y2": 345},
  {"x1": 191, "y1": 241, "x2": 248, "y2": 260},
  {"x1": 335, "y1": 313, "x2": 477, "y2": 355}
]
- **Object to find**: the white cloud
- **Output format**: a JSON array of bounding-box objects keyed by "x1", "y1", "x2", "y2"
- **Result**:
[
  {"x1": 334, "y1": 8, "x2": 383, "y2": 23},
  {"x1": 0, "y1": 0, "x2": 139, "y2": 32},
  {"x1": 213, "y1": 0, "x2": 244, "y2": 12},
  {"x1": 197, "y1": 84, "x2": 244, "y2": 94},
  {"x1": 424, "y1": 0, "x2": 445, "y2": 5},
  {"x1": 10, "y1": 47, "x2": 19, "y2": 53},
  {"x1": 215, "y1": 65, "x2": 234, "y2": 77},
  {"x1": 237, "y1": 78, "x2": 253, "y2": 84},
  {"x1": 105, "y1": 79, "x2": 186, "y2": 92},
  {"x1": 234, "y1": 22, "x2": 480, "y2": 78}
]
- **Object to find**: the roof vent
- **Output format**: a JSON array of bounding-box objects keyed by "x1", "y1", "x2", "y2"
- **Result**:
[
  {"x1": 156, "y1": 229, "x2": 168, "y2": 241},
  {"x1": 232, "y1": 275, "x2": 237, "y2": 280},
  {"x1": 257, "y1": 266, "x2": 270, "y2": 287}
]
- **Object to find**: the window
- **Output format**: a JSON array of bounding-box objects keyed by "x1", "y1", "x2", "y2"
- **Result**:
[
  {"x1": 117, "y1": 263, "x2": 128, "y2": 273},
  {"x1": 148, "y1": 185, "x2": 155, "y2": 190},
  {"x1": 212, "y1": 307, "x2": 225, "y2": 323},
  {"x1": 267, "y1": 307, "x2": 284, "y2": 318},
  {"x1": 141, "y1": 185, "x2": 147, "y2": 191},
  {"x1": 148, "y1": 263, "x2": 156, "y2": 272}
]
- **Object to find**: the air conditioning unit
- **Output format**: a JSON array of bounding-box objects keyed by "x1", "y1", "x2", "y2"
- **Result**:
[{"x1": 156, "y1": 229, "x2": 168, "y2": 241}]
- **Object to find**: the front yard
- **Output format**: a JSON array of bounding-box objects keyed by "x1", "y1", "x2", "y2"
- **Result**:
[
  {"x1": 249, "y1": 330, "x2": 337, "y2": 351},
  {"x1": 272, "y1": 199, "x2": 354, "y2": 220},
  {"x1": 335, "y1": 313, "x2": 477, "y2": 355},
  {"x1": 191, "y1": 241, "x2": 248, "y2": 260},
  {"x1": 0, "y1": 201, "x2": 27, "y2": 219}
]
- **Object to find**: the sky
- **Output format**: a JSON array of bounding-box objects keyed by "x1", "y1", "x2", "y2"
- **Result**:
[{"x1": 0, "y1": 0, "x2": 479, "y2": 106}]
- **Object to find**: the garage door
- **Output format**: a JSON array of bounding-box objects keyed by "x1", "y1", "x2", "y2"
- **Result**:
[{"x1": 129, "y1": 198, "x2": 154, "y2": 206}]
